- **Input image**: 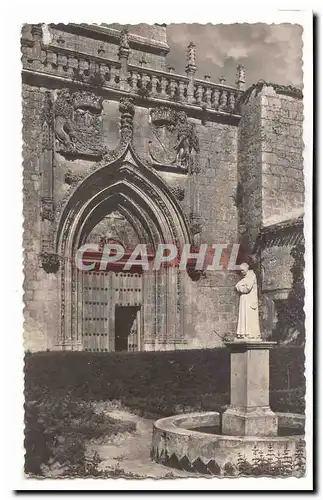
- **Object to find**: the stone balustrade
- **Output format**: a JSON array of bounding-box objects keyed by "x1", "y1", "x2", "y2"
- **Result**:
[
  {"x1": 21, "y1": 35, "x2": 243, "y2": 116},
  {"x1": 21, "y1": 39, "x2": 121, "y2": 87},
  {"x1": 193, "y1": 78, "x2": 238, "y2": 112},
  {"x1": 127, "y1": 64, "x2": 189, "y2": 101}
]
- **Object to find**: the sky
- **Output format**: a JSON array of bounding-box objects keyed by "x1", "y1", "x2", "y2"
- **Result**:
[{"x1": 165, "y1": 23, "x2": 303, "y2": 88}]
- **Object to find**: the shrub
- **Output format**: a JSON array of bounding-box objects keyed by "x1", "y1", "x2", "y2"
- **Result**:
[
  {"x1": 236, "y1": 440, "x2": 305, "y2": 477},
  {"x1": 25, "y1": 347, "x2": 305, "y2": 417},
  {"x1": 270, "y1": 387, "x2": 305, "y2": 414},
  {"x1": 24, "y1": 394, "x2": 136, "y2": 476}
]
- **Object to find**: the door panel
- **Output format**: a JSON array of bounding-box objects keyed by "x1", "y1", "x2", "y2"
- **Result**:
[
  {"x1": 82, "y1": 270, "x2": 143, "y2": 351},
  {"x1": 82, "y1": 271, "x2": 110, "y2": 351}
]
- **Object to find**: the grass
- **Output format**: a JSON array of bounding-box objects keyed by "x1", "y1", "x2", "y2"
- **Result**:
[{"x1": 24, "y1": 394, "x2": 136, "y2": 477}]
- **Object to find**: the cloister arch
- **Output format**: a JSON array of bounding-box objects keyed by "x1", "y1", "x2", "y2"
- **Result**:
[{"x1": 55, "y1": 145, "x2": 191, "y2": 350}]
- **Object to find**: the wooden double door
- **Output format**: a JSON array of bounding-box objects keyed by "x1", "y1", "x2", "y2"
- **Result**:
[{"x1": 82, "y1": 270, "x2": 142, "y2": 351}]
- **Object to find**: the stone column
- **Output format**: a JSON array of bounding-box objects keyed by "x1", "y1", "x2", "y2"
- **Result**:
[
  {"x1": 118, "y1": 29, "x2": 130, "y2": 91},
  {"x1": 40, "y1": 91, "x2": 60, "y2": 274},
  {"x1": 222, "y1": 340, "x2": 278, "y2": 436},
  {"x1": 30, "y1": 24, "x2": 43, "y2": 69}
]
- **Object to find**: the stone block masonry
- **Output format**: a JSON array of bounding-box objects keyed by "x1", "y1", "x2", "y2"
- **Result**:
[
  {"x1": 23, "y1": 85, "x2": 59, "y2": 351},
  {"x1": 21, "y1": 23, "x2": 303, "y2": 352},
  {"x1": 260, "y1": 88, "x2": 304, "y2": 225},
  {"x1": 237, "y1": 84, "x2": 303, "y2": 251},
  {"x1": 236, "y1": 83, "x2": 304, "y2": 344}
]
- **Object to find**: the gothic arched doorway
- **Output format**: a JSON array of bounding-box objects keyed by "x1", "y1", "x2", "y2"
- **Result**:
[
  {"x1": 55, "y1": 145, "x2": 191, "y2": 351},
  {"x1": 81, "y1": 212, "x2": 150, "y2": 352}
]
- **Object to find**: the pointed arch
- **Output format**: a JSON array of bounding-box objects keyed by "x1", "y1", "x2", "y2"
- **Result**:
[
  {"x1": 55, "y1": 145, "x2": 191, "y2": 349},
  {"x1": 56, "y1": 144, "x2": 191, "y2": 255}
]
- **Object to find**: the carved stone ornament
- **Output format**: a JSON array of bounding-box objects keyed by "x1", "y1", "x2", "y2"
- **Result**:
[
  {"x1": 189, "y1": 212, "x2": 203, "y2": 235},
  {"x1": 148, "y1": 108, "x2": 200, "y2": 172},
  {"x1": 171, "y1": 184, "x2": 185, "y2": 201},
  {"x1": 186, "y1": 42, "x2": 196, "y2": 71},
  {"x1": 119, "y1": 28, "x2": 130, "y2": 58},
  {"x1": 119, "y1": 97, "x2": 135, "y2": 144},
  {"x1": 41, "y1": 197, "x2": 55, "y2": 221},
  {"x1": 41, "y1": 252, "x2": 60, "y2": 274},
  {"x1": 31, "y1": 24, "x2": 42, "y2": 40},
  {"x1": 54, "y1": 89, "x2": 104, "y2": 158},
  {"x1": 150, "y1": 106, "x2": 177, "y2": 129},
  {"x1": 65, "y1": 169, "x2": 81, "y2": 185},
  {"x1": 175, "y1": 111, "x2": 200, "y2": 169},
  {"x1": 41, "y1": 92, "x2": 54, "y2": 150}
]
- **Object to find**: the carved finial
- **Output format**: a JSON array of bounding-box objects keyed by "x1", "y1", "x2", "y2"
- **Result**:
[
  {"x1": 219, "y1": 76, "x2": 226, "y2": 85},
  {"x1": 168, "y1": 66, "x2": 175, "y2": 74},
  {"x1": 120, "y1": 28, "x2": 129, "y2": 49},
  {"x1": 119, "y1": 28, "x2": 130, "y2": 58},
  {"x1": 204, "y1": 74, "x2": 211, "y2": 81},
  {"x1": 236, "y1": 65, "x2": 246, "y2": 90},
  {"x1": 186, "y1": 42, "x2": 196, "y2": 73}
]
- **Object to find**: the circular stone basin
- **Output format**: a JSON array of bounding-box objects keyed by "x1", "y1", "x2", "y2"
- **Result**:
[{"x1": 151, "y1": 412, "x2": 305, "y2": 476}]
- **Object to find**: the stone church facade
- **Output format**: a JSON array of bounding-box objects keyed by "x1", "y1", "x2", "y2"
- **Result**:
[{"x1": 22, "y1": 23, "x2": 304, "y2": 352}]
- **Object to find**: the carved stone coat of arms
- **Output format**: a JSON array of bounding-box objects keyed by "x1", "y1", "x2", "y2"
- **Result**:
[
  {"x1": 54, "y1": 89, "x2": 104, "y2": 158},
  {"x1": 148, "y1": 107, "x2": 200, "y2": 172}
]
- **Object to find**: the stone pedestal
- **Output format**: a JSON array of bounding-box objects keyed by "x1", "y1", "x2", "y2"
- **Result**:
[{"x1": 222, "y1": 340, "x2": 278, "y2": 437}]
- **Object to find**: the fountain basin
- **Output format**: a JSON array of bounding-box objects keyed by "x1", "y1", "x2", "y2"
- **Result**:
[{"x1": 151, "y1": 411, "x2": 305, "y2": 476}]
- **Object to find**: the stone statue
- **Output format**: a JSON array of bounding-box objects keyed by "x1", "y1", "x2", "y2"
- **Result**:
[
  {"x1": 173, "y1": 111, "x2": 199, "y2": 169},
  {"x1": 235, "y1": 262, "x2": 261, "y2": 340}
]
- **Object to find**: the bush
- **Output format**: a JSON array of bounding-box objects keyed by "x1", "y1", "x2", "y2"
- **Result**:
[
  {"x1": 25, "y1": 348, "x2": 230, "y2": 403},
  {"x1": 236, "y1": 441, "x2": 305, "y2": 477},
  {"x1": 24, "y1": 394, "x2": 136, "y2": 476},
  {"x1": 25, "y1": 347, "x2": 305, "y2": 417},
  {"x1": 270, "y1": 387, "x2": 305, "y2": 414}
]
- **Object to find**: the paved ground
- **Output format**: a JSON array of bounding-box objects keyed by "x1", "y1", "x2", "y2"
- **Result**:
[{"x1": 88, "y1": 405, "x2": 192, "y2": 478}]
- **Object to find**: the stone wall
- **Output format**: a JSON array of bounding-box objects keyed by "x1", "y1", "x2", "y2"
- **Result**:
[
  {"x1": 237, "y1": 89, "x2": 262, "y2": 249},
  {"x1": 197, "y1": 121, "x2": 238, "y2": 244},
  {"x1": 132, "y1": 109, "x2": 239, "y2": 347},
  {"x1": 23, "y1": 85, "x2": 59, "y2": 351},
  {"x1": 237, "y1": 84, "x2": 304, "y2": 342},
  {"x1": 107, "y1": 23, "x2": 168, "y2": 44},
  {"x1": 22, "y1": 23, "x2": 168, "y2": 72},
  {"x1": 260, "y1": 87, "x2": 304, "y2": 225},
  {"x1": 259, "y1": 87, "x2": 304, "y2": 338},
  {"x1": 238, "y1": 84, "x2": 304, "y2": 248},
  {"x1": 257, "y1": 221, "x2": 304, "y2": 341},
  {"x1": 133, "y1": 110, "x2": 238, "y2": 243},
  {"x1": 192, "y1": 121, "x2": 238, "y2": 347},
  {"x1": 188, "y1": 272, "x2": 238, "y2": 348}
]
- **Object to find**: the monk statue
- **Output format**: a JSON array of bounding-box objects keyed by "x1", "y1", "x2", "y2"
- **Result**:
[{"x1": 235, "y1": 262, "x2": 261, "y2": 340}]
